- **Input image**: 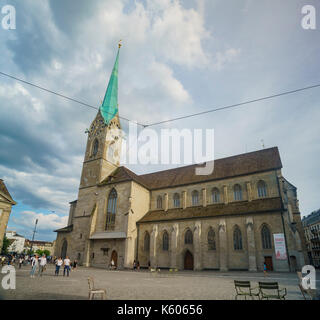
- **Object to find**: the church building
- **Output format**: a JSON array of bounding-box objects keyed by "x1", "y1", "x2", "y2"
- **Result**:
[{"x1": 54, "y1": 46, "x2": 307, "y2": 272}]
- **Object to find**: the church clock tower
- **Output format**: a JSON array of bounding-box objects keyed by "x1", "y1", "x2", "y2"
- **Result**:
[{"x1": 79, "y1": 43, "x2": 122, "y2": 189}]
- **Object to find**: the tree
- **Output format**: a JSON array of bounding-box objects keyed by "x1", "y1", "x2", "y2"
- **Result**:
[
  {"x1": 1, "y1": 236, "x2": 10, "y2": 255},
  {"x1": 43, "y1": 250, "x2": 50, "y2": 257}
]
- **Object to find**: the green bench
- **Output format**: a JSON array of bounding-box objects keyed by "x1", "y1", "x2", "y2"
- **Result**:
[{"x1": 234, "y1": 280, "x2": 260, "y2": 300}]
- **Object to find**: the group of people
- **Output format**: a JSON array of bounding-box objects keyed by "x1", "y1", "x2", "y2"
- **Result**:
[
  {"x1": 27, "y1": 255, "x2": 78, "y2": 278},
  {"x1": 133, "y1": 260, "x2": 140, "y2": 270}
]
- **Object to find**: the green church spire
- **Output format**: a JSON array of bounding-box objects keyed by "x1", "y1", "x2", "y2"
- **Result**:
[{"x1": 100, "y1": 41, "x2": 121, "y2": 125}]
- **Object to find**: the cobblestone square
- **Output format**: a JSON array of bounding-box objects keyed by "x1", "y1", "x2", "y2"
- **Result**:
[{"x1": 1, "y1": 264, "x2": 318, "y2": 300}]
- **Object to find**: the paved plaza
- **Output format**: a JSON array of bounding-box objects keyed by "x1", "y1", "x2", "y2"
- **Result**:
[{"x1": 0, "y1": 264, "x2": 318, "y2": 300}]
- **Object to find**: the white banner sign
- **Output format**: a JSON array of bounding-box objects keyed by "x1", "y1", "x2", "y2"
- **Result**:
[{"x1": 274, "y1": 233, "x2": 287, "y2": 260}]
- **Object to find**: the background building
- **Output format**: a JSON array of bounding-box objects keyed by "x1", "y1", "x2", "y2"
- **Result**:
[
  {"x1": 24, "y1": 239, "x2": 55, "y2": 256},
  {"x1": 0, "y1": 179, "x2": 16, "y2": 250},
  {"x1": 302, "y1": 210, "x2": 320, "y2": 268},
  {"x1": 6, "y1": 231, "x2": 26, "y2": 254}
]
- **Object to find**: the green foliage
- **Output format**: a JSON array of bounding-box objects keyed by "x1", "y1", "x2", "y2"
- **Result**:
[{"x1": 1, "y1": 235, "x2": 10, "y2": 255}]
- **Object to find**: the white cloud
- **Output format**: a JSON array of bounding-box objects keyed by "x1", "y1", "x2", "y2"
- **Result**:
[
  {"x1": 213, "y1": 48, "x2": 241, "y2": 71},
  {"x1": 11, "y1": 211, "x2": 68, "y2": 232}
]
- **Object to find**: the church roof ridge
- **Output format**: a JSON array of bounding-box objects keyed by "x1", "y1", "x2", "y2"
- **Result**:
[{"x1": 99, "y1": 147, "x2": 282, "y2": 190}]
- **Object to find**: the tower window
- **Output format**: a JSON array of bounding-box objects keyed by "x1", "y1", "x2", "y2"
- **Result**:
[
  {"x1": 234, "y1": 184, "x2": 242, "y2": 201},
  {"x1": 257, "y1": 180, "x2": 267, "y2": 198},
  {"x1": 173, "y1": 193, "x2": 180, "y2": 208},
  {"x1": 192, "y1": 190, "x2": 199, "y2": 206},
  {"x1": 163, "y1": 231, "x2": 169, "y2": 251},
  {"x1": 106, "y1": 188, "x2": 117, "y2": 230},
  {"x1": 185, "y1": 229, "x2": 193, "y2": 244},
  {"x1": 156, "y1": 196, "x2": 162, "y2": 209},
  {"x1": 211, "y1": 188, "x2": 220, "y2": 203},
  {"x1": 92, "y1": 139, "x2": 99, "y2": 156}
]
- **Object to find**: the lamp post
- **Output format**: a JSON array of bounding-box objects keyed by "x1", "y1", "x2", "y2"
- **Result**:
[{"x1": 30, "y1": 219, "x2": 38, "y2": 254}]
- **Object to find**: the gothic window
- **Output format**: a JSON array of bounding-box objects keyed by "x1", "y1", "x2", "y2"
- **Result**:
[
  {"x1": 208, "y1": 228, "x2": 216, "y2": 250},
  {"x1": 144, "y1": 232, "x2": 150, "y2": 252},
  {"x1": 185, "y1": 229, "x2": 193, "y2": 244},
  {"x1": 192, "y1": 190, "x2": 199, "y2": 206},
  {"x1": 106, "y1": 188, "x2": 117, "y2": 230},
  {"x1": 234, "y1": 184, "x2": 242, "y2": 201},
  {"x1": 163, "y1": 231, "x2": 169, "y2": 251},
  {"x1": 258, "y1": 180, "x2": 267, "y2": 198},
  {"x1": 173, "y1": 193, "x2": 180, "y2": 208},
  {"x1": 157, "y1": 196, "x2": 162, "y2": 209},
  {"x1": 261, "y1": 225, "x2": 272, "y2": 249},
  {"x1": 92, "y1": 139, "x2": 99, "y2": 156},
  {"x1": 211, "y1": 188, "x2": 220, "y2": 203},
  {"x1": 233, "y1": 226, "x2": 243, "y2": 250}
]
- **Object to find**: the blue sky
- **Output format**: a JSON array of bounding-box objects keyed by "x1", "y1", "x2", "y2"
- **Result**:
[{"x1": 0, "y1": 0, "x2": 320, "y2": 241}]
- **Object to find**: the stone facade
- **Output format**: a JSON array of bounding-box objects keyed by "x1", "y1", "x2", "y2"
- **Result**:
[
  {"x1": 0, "y1": 179, "x2": 16, "y2": 251},
  {"x1": 54, "y1": 109, "x2": 307, "y2": 272}
]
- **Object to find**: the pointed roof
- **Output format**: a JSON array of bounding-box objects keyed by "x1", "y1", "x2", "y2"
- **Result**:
[
  {"x1": 100, "y1": 44, "x2": 121, "y2": 125},
  {"x1": 0, "y1": 179, "x2": 16, "y2": 205}
]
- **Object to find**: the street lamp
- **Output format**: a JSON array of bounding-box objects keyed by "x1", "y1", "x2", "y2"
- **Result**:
[{"x1": 30, "y1": 219, "x2": 38, "y2": 254}]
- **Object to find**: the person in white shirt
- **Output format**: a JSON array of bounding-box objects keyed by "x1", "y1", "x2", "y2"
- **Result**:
[
  {"x1": 30, "y1": 255, "x2": 39, "y2": 278},
  {"x1": 38, "y1": 255, "x2": 47, "y2": 277},
  {"x1": 55, "y1": 257, "x2": 63, "y2": 276},
  {"x1": 63, "y1": 256, "x2": 71, "y2": 277}
]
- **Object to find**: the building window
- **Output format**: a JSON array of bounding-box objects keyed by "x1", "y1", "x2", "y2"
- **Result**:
[
  {"x1": 211, "y1": 188, "x2": 220, "y2": 203},
  {"x1": 185, "y1": 229, "x2": 193, "y2": 244},
  {"x1": 192, "y1": 190, "x2": 199, "y2": 206},
  {"x1": 208, "y1": 228, "x2": 216, "y2": 250},
  {"x1": 173, "y1": 193, "x2": 180, "y2": 208},
  {"x1": 234, "y1": 184, "x2": 242, "y2": 201},
  {"x1": 261, "y1": 225, "x2": 272, "y2": 249},
  {"x1": 156, "y1": 196, "x2": 162, "y2": 209},
  {"x1": 233, "y1": 226, "x2": 243, "y2": 250},
  {"x1": 106, "y1": 188, "x2": 117, "y2": 230},
  {"x1": 92, "y1": 139, "x2": 99, "y2": 156},
  {"x1": 144, "y1": 232, "x2": 150, "y2": 252},
  {"x1": 258, "y1": 180, "x2": 267, "y2": 198},
  {"x1": 79, "y1": 233, "x2": 82, "y2": 239},
  {"x1": 77, "y1": 253, "x2": 81, "y2": 260},
  {"x1": 163, "y1": 231, "x2": 169, "y2": 251}
]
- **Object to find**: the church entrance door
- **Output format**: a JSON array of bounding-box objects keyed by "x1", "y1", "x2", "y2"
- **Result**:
[
  {"x1": 264, "y1": 256, "x2": 273, "y2": 271},
  {"x1": 184, "y1": 250, "x2": 194, "y2": 270},
  {"x1": 111, "y1": 250, "x2": 118, "y2": 267}
]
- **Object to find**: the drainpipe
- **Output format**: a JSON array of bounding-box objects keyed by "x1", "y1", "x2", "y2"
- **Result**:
[{"x1": 276, "y1": 173, "x2": 292, "y2": 272}]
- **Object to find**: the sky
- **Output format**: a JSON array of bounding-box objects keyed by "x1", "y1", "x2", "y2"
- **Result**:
[{"x1": 0, "y1": 0, "x2": 319, "y2": 241}]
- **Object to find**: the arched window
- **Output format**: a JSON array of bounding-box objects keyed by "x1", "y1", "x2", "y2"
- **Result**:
[
  {"x1": 234, "y1": 184, "x2": 242, "y2": 201},
  {"x1": 192, "y1": 190, "x2": 199, "y2": 206},
  {"x1": 261, "y1": 225, "x2": 272, "y2": 249},
  {"x1": 173, "y1": 193, "x2": 180, "y2": 208},
  {"x1": 211, "y1": 188, "x2": 220, "y2": 203},
  {"x1": 258, "y1": 180, "x2": 267, "y2": 198},
  {"x1": 233, "y1": 226, "x2": 243, "y2": 250},
  {"x1": 208, "y1": 228, "x2": 216, "y2": 250},
  {"x1": 162, "y1": 231, "x2": 169, "y2": 251},
  {"x1": 185, "y1": 229, "x2": 193, "y2": 244},
  {"x1": 144, "y1": 232, "x2": 150, "y2": 252},
  {"x1": 157, "y1": 196, "x2": 162, "y2": 209},
  {"x1": 106, "y1": 188, "x2": 117, "y2": 230},
  {"x1": 92, "y1": 139, "x2": 99, "y2": 156}
]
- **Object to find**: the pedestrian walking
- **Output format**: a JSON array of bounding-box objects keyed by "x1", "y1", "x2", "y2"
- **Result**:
[
  {"x1": 263, "y1": 262, "x2": 268, "y2": 277},
  {"x1": 133, "y1": 260, "x2": 136, "y2": 270},
  {"x1": 30, "y1": 255, "x2": 39, "y2": 278},
  {"x1": 19, "y1": 257, "x2": 23, "y2": 269},
  {"x1": 63, "y1": 256, "x2": 71, "y2": 277},
  {"x1": 55, "y1": 257, "x2": 63, "y2": 276},
  {"x1": 38, "y1": 255, "x2": 47, "y2": 277},
  {"x1": 137, "y1": 261, "x2": 140, "y2": 271},
  {"x1": 72, "y1": 259, "x2": 78, "y2": 270}
]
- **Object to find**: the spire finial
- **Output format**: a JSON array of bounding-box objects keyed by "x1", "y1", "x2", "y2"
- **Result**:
[{"x1": 118, "y1": 40, "x2": 122, "y2": 48}]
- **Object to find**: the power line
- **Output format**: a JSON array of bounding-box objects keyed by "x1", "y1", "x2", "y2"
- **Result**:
[
  {"x1": 1, "y1": 70, "x2": 320, "y2": 128},
  {"x1": 0, "y1": 71, "x2": 146, "y2": 127},
  {"x1": 144, "y1": 83, "x2": 320, "y2": 127}
]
